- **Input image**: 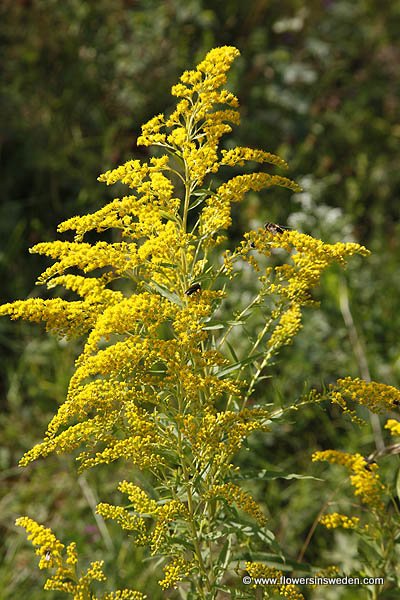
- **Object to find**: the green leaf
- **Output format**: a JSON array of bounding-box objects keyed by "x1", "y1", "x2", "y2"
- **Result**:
[
  {"x1": 231, "y1": 469, "x2": 323, "y2": 481},
  {"x1": 217, "y1": 352, "x2": 265, "y2": 378},
  {"x1": 146, "y1": 280, "x2": 182, "y2": 305},
  {"x1": 167, "y1": 535, "x2": 195, "y2": 551},
  {"x1": 226, "y1": 340, "x2": 239, "y2": 362},
  {"x1": 236, "y1": 554, "x2": 312, "y2": 573},
  {"x1": 155, "y1": 262, "x2": 177, "y2": 269},
  {"x1": 203, "y1": 323, "x2": 225, "y2": 331},
  {"x1": 189, "y1": 195, "x2": 208, "y2": 210},
  {"x1": 395, "y1": 466, "x2": 400, "y2": 502},
  {"x1": 191, "y1": 187, "x2": 213, "y2": 197},
  {"x1": 358, "y1": 537, "x2": 382, "y2": 566},
  {"x1": 217, "y1": 537, "x2": 230, "y2": 566}
]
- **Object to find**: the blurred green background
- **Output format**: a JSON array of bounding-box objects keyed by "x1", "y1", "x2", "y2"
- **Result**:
[{"x1": 1, "y1": 1, "x2": 399, "y2": 598}]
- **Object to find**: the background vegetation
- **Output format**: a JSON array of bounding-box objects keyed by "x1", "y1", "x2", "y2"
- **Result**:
[{"x1": 1, "y1": 1, "x2": 399, "y2": 598}]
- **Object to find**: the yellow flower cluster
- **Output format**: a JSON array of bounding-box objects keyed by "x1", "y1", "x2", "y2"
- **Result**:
[
  {"x1": 77, "y1": 432, "x2": 163, "y2": 472},
  {"x1": 0, "y1": 274, "x2": 125, "y2": 339},
  {"x1": 200, "y1": 173, "x2": 299, "y2": 242},
  {"x1": 385, "y1": 419, "x2": 400, "y2": 436},
  {"x1": 137, "y1": 47, "x2": 242, "y2": 188},
  {"x1": 184, "y1": 408, "x2": 269, "y2": 469},
  {"x1": 0, "y1": 298, "x2": 94, "y2": 338},
  {"x1": 137, "y1": 45, "x2": 297, "y2": 250},
  {"x1": 232, "y1": 231, "x2": 369, "y2": 355},
  {"x1": 158, "y1": 556, "x2": 192, "y2": 590},
  {"x1": 16, "y1": 517, "x2": 144, "y2": 599},
  {"x1": 66, "y1": 542, "x2": 78, "y2": 566},
  {"x1": 16, "y1": 281, "x2": 238, "y2": 470},
  {"x1": 47, "y1": 273, "x2": 123, "y2": 300},
  {"x1": 312, "y1": 450, "x2": 385, "y2": 510},
  {"x1": 44, "y1": 559, "x2": 107, "y2": 597},
  {"x1": 151, "y1": 500, "x2": 189, "y2": 554},
  {"x1": 97, "y1": 482, "x2": 190, "y2": 556},
  {"x1": 118, "y1": 480, "x2": 158, "y2": 514},
  {"x1": 96, "y1": 481, "x2": 160, "y2": 545},
  {"x1": 319, "y1": 512, "x2": 360, "y2": 529},
  {"x1": 19, "y1": 404, "x2": 164, "y2": 473},
  {"x1": 15, "y1": 516, "x2": 64, "y2": 570},
  {"x1": 245, "y1": 563, "x2": 304, "y2": 600},
  {"x1": 96, "y1": 503, "x2": 147, "y2": 545},
  {"x1": 82, "y1": 292, "x2": 175, "y2": 356},
  {"x1": 331, "y1": 377, "x2": 400, "y2": 417},
  {"x1": 270, "y1": 232, "x2": 369, "y2": 305},
  {"x1": 98, "y1": 159, "x2": 149, "y2": 187},
  {"x1": 206, "y1": 483, "x2": 267, "y2": 525},
  {"x1": 33, "y1": 240, "x2": 135, "y2": 284},
  {"x1": 102, "y1": 591, "x2": 145, "y2": 600},
  {"x1": 268, "y1": 303, "x2": 303, "y2": 350},
  {"x1": 136, "y1": 114, "x2": 167, "y2": 146},
  {"x1": 220, "y1": 147, "x2": 288, "y2": 169}
]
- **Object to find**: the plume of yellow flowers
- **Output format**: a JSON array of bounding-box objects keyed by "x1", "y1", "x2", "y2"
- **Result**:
[
  {"x1": 329, "y1": 377, "x2": 400, "y2": 423},
  {"x1": 2, "y1": 45, "x2": 374, "y2": 597},
  {"x1": 312, "y1": 450, "x2": 385, "y2": 511},
  {"x1": 15, "y1": 517, "x2": 144, "y2": 599}
]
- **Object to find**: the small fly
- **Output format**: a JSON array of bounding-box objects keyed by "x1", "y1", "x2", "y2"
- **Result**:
[
  {"x1": 185, "y1": 283, "x2": 201, "y2": 296},
  {"x1": 264, "y1": 222, "x2": 287, "y2": 235}
]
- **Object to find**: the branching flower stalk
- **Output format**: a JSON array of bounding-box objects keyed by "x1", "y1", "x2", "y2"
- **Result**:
[{"x1": 1, "y1": 47, "x2": 374, "y2": 599}]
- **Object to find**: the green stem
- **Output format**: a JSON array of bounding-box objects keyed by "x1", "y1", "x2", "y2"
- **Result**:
[
  {"x1": 217, "y1": 292, "x2": 262, "y2": 351},
  {"x1": 176, "y1": 419, "x2": 213, "y2": 598}
]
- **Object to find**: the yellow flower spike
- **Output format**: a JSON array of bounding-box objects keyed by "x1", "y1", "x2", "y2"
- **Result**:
[
  {"x1": 333, "y1": 377, "x2": 400, "y2": 415},
  {"x1": 150, "y1": 501, "x2": 189, "y2": 555},
  {"x1": 15, "y1": 517, "x2": 65, "y2": 569},
  {"x1": 196, "y1": 46, "x2": 240, "y2": 80},
  {"x1": 118, "y1": 480, "x2": 158, "y2": 515},
  {"x1": 319, "y1": 512, "x2": 360, "y2": 529},
  {"x1": 85, "y1": 560, "x2": 107, "y2": 582},
  {"x1": 66, "y1": 542, "x2": 78, "y2": 566},
  {"x1": 206, "y1": 483, "x2": 267, "y2": 525},
  {"x1": 137, "y1": 114, "x2": 167, "y2": 146},
  {"x1": 96, "y1": 503, "x2": 147, "y2": 534},
  {"x1": 268, "y1": 303, "x2": 303, "y2": 349},
  {"x1": 158, "y1": 556, "x2": 192, "y2": 590},
  {"x1": 97, "y1": 159, "x2": 149, "y2": 187},
  {"x1": 312, "y1": 450, "x2": 385, "y2": 510},
  {"x1": 185, "y1": 408, "x2": 268, "y2": 469},
  {"x1": 220, "y1": 147, "x2": 288, "y2": 169},
  {"x1": 102, "y1": 591, "x2": 146, "y2": 600},
  {"x1": 268, "y1": 231, "x2": 369, "y2": 306}
]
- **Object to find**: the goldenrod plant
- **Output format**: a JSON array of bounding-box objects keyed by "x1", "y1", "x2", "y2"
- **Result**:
[
  {"x1": 3, "y1": 46, "x2": 397, "y2": 599},
  {"x1": 306, "y1": 381, "x2": 400, "y2": 600}
]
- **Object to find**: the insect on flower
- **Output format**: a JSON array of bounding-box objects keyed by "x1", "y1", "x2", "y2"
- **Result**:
[
  {"x1": 44, "y1": 549, "x2": 51, "y2": 561},
  {"x1": 185, "y1": 283, "x2": 201, "y2": 296},
  {"x1": 250, "y1": 222, "x2": 290, "y2": 247},
  {"x1": 264, "y1": 222, "x2": 285, "y2": 235},
  {"x1": 364, "y1": 459, "x2": 377, "y2": 471}
]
